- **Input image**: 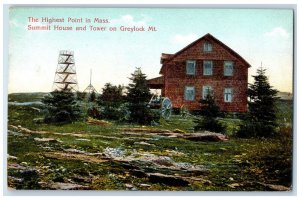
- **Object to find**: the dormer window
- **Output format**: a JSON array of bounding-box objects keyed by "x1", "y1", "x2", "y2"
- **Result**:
[
  {"x1": 186, "y1": 60, "x2": 196, "y2": 75},
  {"x1": 203, "y1": 42, "x2": 212, "y2": 52}
]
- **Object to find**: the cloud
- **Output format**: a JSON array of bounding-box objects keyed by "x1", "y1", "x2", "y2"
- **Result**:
[
  {"x1": 264, "y1": 27, "x2": 289, "y2": 39},
  {"x1": 170, "y1": 33, "x2": 198, "y2": 46},
  {"x1": 111, "y1": 14, "x2": 151, "y2": 27}
]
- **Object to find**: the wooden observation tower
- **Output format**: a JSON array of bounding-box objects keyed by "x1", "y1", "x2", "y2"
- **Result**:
[{"x1": 52, "y1": 50, "x2": 79, "y2": 92}]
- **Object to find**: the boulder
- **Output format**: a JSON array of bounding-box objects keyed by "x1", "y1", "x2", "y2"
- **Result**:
[
  {"x1": 50, "y1": 182, "x2": 88, "y2": 190},
  {"x1": 183, "y1": 132, "x2": 228, "y2": 142}
]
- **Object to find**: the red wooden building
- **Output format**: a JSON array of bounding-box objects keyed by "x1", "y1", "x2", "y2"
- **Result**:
[{"x1": 147, "y1": 33, "x2": 251, "y2": 113}]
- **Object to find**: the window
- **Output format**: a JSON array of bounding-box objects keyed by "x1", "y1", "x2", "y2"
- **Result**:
[
  {"x1": 224, "y1": 61, "x2": 234, "y2": 76},
  {"x1": 203, "y1": 42, "x2": 212, "y2": 52},
  {"x1": 224, "y1": 88, "x2": 233, "y2": 102},
  {"x1": 185, "y1": 86, "x2": 195, "y2": 101},
  {"x1": 202, "y1": 86, "x2": 213, "y2": 99},
  {"x1": 186, "y1": 60, "x2": 196, "y2": 75},
  {"x1": 203, "y1": 61, "x2": 213, "y2": 75}
]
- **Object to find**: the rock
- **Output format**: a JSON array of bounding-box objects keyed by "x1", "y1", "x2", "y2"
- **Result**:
[
  {"x1": 104, "y1": 147, "x2": 125, "y2": 158},
  {"x1": 64, "y1": 148, "x2": 86, "y2": 154},
  {"x1": 8, "y1": 163, "x2": 26, "y2": 170},
  {"x1": 147, "y1": 173, "x2": 190, "y2": 186},
  {"x1": 153, "y1": 156, "x2": 174, "y2": 167},
  {"x1": 134, "y1": 141, "x2": 155, "y2": 146},
  {"x1": 185, "y1": 177, "x2": 212, "y2": 185},
  {"x1": 7, "y1": 154, "x2": 18, "y2": 160},
  {"x1": 175, "y1": 163, "x2": 207, "y2": 173},
  {"x1": 86, "y1": 152, "x2": 104, "y2": 156},
  {"x1": 8, "y1": 176, "x2": 23, "y2": 183},
  {"x1": 228, "y1": 183, "x2": 242, "y2": 189},
  {"x1": 34, "y1": 137, "x2": 60, "y2": 142},
  {"x1": 50, "y1": 182, "x2": 88, "y2": 190},
  {"x1": 139, "y1": 183, "x2": 151, "y2": 187},
  {"x1": 256, "y1": 182, "x2": 291, "y2": 191},
  {"x1": 183, "y1": 132, "x2": 228, "y2": 142},
  {"x1": 8, "y1": 130, "x2": 24, "y2": 136},
  {"x1": 125, "y1": 183, "x2": 134, "y2": 189}
]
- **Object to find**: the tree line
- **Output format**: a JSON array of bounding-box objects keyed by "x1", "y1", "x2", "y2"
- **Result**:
[{"x1": 42, "y1": 67, "x2": 280, "y2": 138}]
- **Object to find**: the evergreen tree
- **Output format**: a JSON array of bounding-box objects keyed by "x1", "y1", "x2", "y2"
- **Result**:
[
  {"x1": 75, "y1": 91, "x2": 86, "y2": 101},
  {"x1": 97, "y1": 83, "x2": 126, "y2": 120},
  {"x1": 41, "y1": 90, "x2": 81, "y2": 124},
  {"x1": 194, "y1": 92, "x2": 224, "y2": 133},
  {"x1": 98, "y1": 83, "x2": 124, "y2": 105},
  {"x1": 238, "y1": 67, "x2": 278, "y2": 137},
  {"x1": 88, "y1": 91, "x2": 96, "y2": 102},
  {"x1": 126, "y1": 68, "x2": 157, "y2": 124}
]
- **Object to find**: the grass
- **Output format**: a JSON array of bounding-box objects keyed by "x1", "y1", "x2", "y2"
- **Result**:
[{"x1": 7, "y1": 93, "x2": 293, "y2": 191}]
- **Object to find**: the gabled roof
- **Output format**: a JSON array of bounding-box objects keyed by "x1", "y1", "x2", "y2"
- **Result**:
[
  {"x1": 160, "y1": 53, "x2": 174, "y2": 64},
  {"x1": 159, "y1": 33, "x2": 251, "y2": 74}
]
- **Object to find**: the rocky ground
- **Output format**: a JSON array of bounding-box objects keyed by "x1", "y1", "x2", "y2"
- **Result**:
[{"x1": 7, "y1": 123, "x2": 292, "y2": 191}]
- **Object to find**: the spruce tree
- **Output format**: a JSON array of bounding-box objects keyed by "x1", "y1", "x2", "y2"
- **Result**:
[
  {"x1": 42, "y1": 90, "x2": 81, "y2": 123},
  {"x1": 126, "y1": 68, "x2": 156, "y2": 124},
  {"x1": 97, "y1": 83, "x2": 126, "y2": 120},
  {"x1": 238, "y1": 66, "x2": 278, "y2": 137},
  {"x1": 194, "y1": 92, "x2": 224, "y2": 133}
]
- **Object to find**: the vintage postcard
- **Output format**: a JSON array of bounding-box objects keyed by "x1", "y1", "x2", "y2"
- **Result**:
[{"x1": 6, "y1": 6, "x2": 294, "y2": 192}]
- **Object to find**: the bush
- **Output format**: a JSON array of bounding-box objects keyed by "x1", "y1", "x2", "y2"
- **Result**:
[
  {"x1": 194, "y1": 117, "x2": 224, "y2": 133},
  {"x1": 236, "y1": 121, "x2": 277, "y2": 138}
]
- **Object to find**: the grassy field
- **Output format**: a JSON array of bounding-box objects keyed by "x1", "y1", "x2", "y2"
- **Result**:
[{"x1": 6, "y1": 93, "x2": 293, "y2": 191}]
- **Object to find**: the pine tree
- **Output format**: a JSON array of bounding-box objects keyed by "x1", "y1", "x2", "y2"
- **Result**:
[
  {"x1": 126, "y1": 68, "x2": 157, "y2": 124},
  {"x1": 194, "y1": 92, "x2": 224, "y2": 133},
  {"x1": 238, "y1": 66, "x2": 278, "y2": 137},
  {"x1": 42, "y1": 90, "x2": 81, "y2": 123}
]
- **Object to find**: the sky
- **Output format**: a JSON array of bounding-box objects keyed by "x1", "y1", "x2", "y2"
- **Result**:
[{"x1": 8, "y1": 7, "x2": 294, "y2": 93}]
